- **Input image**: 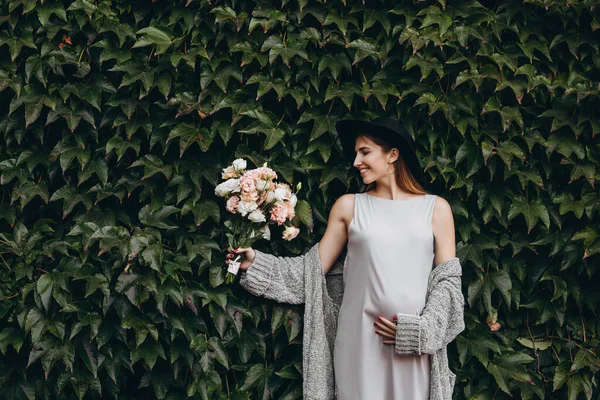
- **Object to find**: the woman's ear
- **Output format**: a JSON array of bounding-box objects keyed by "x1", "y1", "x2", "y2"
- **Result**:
[{"x1": 389, "y1": 148, "x2": 399, "y2": 163}]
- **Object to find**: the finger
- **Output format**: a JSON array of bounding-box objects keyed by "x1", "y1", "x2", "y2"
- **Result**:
[
  {"x1": 226, "y1": 259, "x2": 230, "y2": 264},
  {"x1": 374, "y1": 321, "x2": 395, "y2": 336},
  {"x1": 383, "y1": 340, "x2": 395, "y2": 345},
  {"x1": 378, "y1": 317, "x2": 396, "y2": 330},
  {"x1": 375, "y1": 330, "x2": 395, "y2": 340},
  {"x1": 226, "y1": 253, "x2": 234, "y2": 259}
]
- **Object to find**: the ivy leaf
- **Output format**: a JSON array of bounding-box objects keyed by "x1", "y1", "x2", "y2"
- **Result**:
[
  {"x1": 185, "y1": 236, "x2": 220, "y2": 262},
  {"x1": 128, "y1": 155, "x2": 173, "y2": 180},
  {"x1": 200, "y1": 65, "x2": 242, "y2": 93},
  {"x1": 545, "y1": 134, "x2": 585, "y2": 160},
  {"x1": 318, "y1": 53, "x2": 351, "y2": 81},
  {"x1": 50, "y1": 140, "x2": 91, "y2": 172},
  {"x1": 456, "y1": 234, "x2": 498, "y2": 268},
  {"x1": 11, "y1": 181, "x2": 50, "y2": 210},
  {"x1": 299, "y1": 107, "x2": 337, "y2": 142},
  {"x1": 325, "y1": 83, "x2": 361, "y2": 109},
  {"x1": 242, "y1": 363, "x2": 273, "y2": 397},
  {"x1": 239, "y1": 114, "x2": 290, "y2": 150},
  {"x1": 36, "y1": 2, "x2": 67, "y2": 26},
  {"x1": 134, "y1": 26, "x2": 174, "y2": 54},
  {"x1": 266, "y1": 38, "x2": 310, "y2": 67},
  {"x1": 78, "y1": 159, "x2": 109, "y2": 187},
  {"x1": 468, "y1": 270, "x2": 512, "y2": 313},
  {"x1": 324, "y1": 10, "x2": 359, "y2": 36},
  {"x1": 25, "y1": 56, "x2": 47, "y2": 88},
  {"x1": 210, "y1": 6, "x2": 247, "y2": 31},
  {"x1": 167, "y1": 123, "x2": 215, "y2": 155},
  {"x1": 508, "y1": 197, "x2": 550, "y2": 234},
  {"x1": 368, "y1": 81, "x2": 400, "y2": 109},
  {"x1": 362, "y1": 9, "x2": 390, "y2": 34},
  {"x1": 348, "y1": 38, "x2": 380, "y2": 65},
  {"x1": 572, "y1": 227, "x2": 600, "y2": 257},
  {"x1": 319, "y1": 165, "x2": 350, "y2": 188},
  {"x1": 181, "y1": 200, "x2": 220, "y2": 227},
  {"x1": 284, "y1": 308, "x2": 302, "y2": 343},
  {"x1": 246, "y1": 74, "x2": 286, "y2": 100},
  {"x1": 482, "y1": 96, "x2": 524, "y2": 132},
  {"x1": 208, "y1": 337, "x2": 228, "y2": 370},
  {"x1": 36, "y1": 273, "x2": 55, "y2": 312},
  {"x1": 106, "y1": 136, "x2": 141, "y2": 162},
  {"x1": 49, "y1": 185, "x2": 93, "y2": 219},
  {"x1": 140, "y1": 243, "x2": 162, "y2": 273},
  {"x1": 419, "y1": 6, "x2": 453, "y2": 35},
  {"x1": 456, "y1": 334, "x2": 501, "y2": 366},
  {"x1": 487, "y1": 353, "x2": 534, "y2": 395},
  {"x1": 139, "y1": 205, "x2": 180, "y2": 229},
  {"x1": 0, "y1": 31, "x2": 37, "y2": 61},
  {"x1": 99, "y1": 19, "x2": 136, "y2": 47},
  {"x1": 89, "y1": 226, "x2": 130, "y2": 258}
]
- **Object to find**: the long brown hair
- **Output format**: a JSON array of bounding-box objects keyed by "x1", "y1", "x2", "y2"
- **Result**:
[{"x1": 360, "y1": 134, "x2": 427, "y2": 195}]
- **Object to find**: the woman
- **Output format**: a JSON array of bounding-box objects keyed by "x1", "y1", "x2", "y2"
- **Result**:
[{"x1": 227, "y1": 117, "x2": 465, "y2": 400}]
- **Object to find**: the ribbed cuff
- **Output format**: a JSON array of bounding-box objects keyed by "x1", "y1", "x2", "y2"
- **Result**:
[
  {"x1": 238, "y1": 250, "x2": 273, "y2": 297},
  {"x1": 395, "y1": 313, "x2": 422, "y2": 355}
]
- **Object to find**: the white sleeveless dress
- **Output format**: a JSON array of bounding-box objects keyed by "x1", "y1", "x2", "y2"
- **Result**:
[{"x1": 333, "y1": 192, "x2": 436, "y2": 399}]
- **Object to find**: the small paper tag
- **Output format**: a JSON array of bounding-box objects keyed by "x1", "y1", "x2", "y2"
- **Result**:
[{"x1": 227, "y1": 261, "x2": 240, "y2": 275}]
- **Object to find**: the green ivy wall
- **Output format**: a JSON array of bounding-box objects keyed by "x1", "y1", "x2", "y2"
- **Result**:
[{"x1": 0, "y1": 0, "x2": 599, "y2": 399}]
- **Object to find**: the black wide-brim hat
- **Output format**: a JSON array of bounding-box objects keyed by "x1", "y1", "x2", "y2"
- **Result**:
[{"x1": 335, "y1": 117, "x2": 424, "y2": 184}]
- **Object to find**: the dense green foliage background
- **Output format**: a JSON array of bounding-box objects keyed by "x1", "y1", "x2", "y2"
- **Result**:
[{"x1": 1, "y1": 0, "x2": 599, "y2": 398}]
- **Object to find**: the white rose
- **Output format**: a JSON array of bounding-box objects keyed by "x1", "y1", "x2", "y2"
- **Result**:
[
  {"x1": 282, "y1": 226, "x2": 300, "y2": 241},
  {"x1": 248, "y1": 209, "x2": 266, "y2": 223},
  {"x1": 215, "y1": 179, "x2": 240, "y2": 197},
  {"x1": 221, "y1": 165, "x2": 237, "y2": 179},
  {"x1": 255, "y1": 179, "x2": 268, "y2": 191},
  {"x1": 273, "y1": 187, "x2": 288, "y2": 202},
  {"x1": 233, "y1": 158, "x2": 247, "y2": 171},
  {"x1": 237, "y1": 201, "x2": 258, "y2": 216},
  {"x1": 290, "y1": 194, "x2": 298, "y2": 207},
  {"x1": 261, "y1": 225, "x2": 271, "y2": 240}
]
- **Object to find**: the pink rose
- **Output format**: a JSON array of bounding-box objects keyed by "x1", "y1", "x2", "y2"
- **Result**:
[
  {"x1": 285, "y1": 200, "x2": 295, "y2": 220},
  {"x1": 226, "y1": 196, "x2": 240, "y2": 214},
  {"x1": 258, "y1": 167, "x2": 277, "y2": 181},
  {"x1": 239, "y1": 175, "x2": 258, "y2": 202},
  {"x1": 270, "y1": 202, "x2": 288, "y2": 226}
]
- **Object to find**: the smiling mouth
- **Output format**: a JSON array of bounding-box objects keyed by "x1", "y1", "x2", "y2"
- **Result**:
[{"x1": 359, "y1": 168, "x2": 370, "y2": 176}]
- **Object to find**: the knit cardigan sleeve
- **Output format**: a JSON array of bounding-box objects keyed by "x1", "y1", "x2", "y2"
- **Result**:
[
  {"x1": 238, "y1": 249, "x2": 306, "y2": 305},
  {"x1": 394, "y1": 258, "x2": 465, "y2": 356}
]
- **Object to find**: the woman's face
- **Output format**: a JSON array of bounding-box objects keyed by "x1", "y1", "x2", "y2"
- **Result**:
[{"x1": 353, "y1": 135, "x2": 395, "y2": 184}]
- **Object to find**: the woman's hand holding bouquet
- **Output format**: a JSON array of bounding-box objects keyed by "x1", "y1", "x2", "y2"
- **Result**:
[{"x1": 214, "y1": 158, "x2": 301, "y2": 283}]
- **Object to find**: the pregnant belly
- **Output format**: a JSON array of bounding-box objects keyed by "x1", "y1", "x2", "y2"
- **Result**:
[{"x1": 364, "y1": 287, "x2": 427, "y2": 319}]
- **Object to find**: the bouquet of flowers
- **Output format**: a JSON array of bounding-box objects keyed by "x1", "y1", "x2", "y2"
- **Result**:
[{"x1": 215, "y1": 158, "x2": 301, "y2": 283}]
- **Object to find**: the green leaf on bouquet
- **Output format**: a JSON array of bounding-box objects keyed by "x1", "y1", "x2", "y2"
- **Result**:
[{"x1": 294, "y1": 200, "x2": 313, "y2": 230}]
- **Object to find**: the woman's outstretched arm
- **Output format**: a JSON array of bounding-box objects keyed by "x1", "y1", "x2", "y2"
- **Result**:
[{"x1": 237, "y1": 194, "x2": 354, "y2": 304}]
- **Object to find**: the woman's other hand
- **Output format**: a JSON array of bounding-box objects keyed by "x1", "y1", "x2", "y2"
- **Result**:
[
  {"x1": 226, "y1": 247, "x2": 255, "y2": 271},
  {"x1": 374, "y1": 316, "x2": 397, "y2": 345}
]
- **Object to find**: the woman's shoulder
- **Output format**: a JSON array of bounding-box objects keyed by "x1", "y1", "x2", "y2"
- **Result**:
[
  {"x1": 432, "y1": 195, "x2": 452, "y2": 216},
  {"x1": 331, "y1": 193, "x2": 356, "y2": 222}
]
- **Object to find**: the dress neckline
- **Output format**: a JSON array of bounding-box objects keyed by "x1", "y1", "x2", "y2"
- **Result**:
[{"x1": 364, "y1": 192, "x2": 428, "y2": 202}]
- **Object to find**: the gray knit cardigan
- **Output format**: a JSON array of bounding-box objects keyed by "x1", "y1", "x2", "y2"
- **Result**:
[{"x1": 239, "y1": 242, "x2": 465, "y2": 400}]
